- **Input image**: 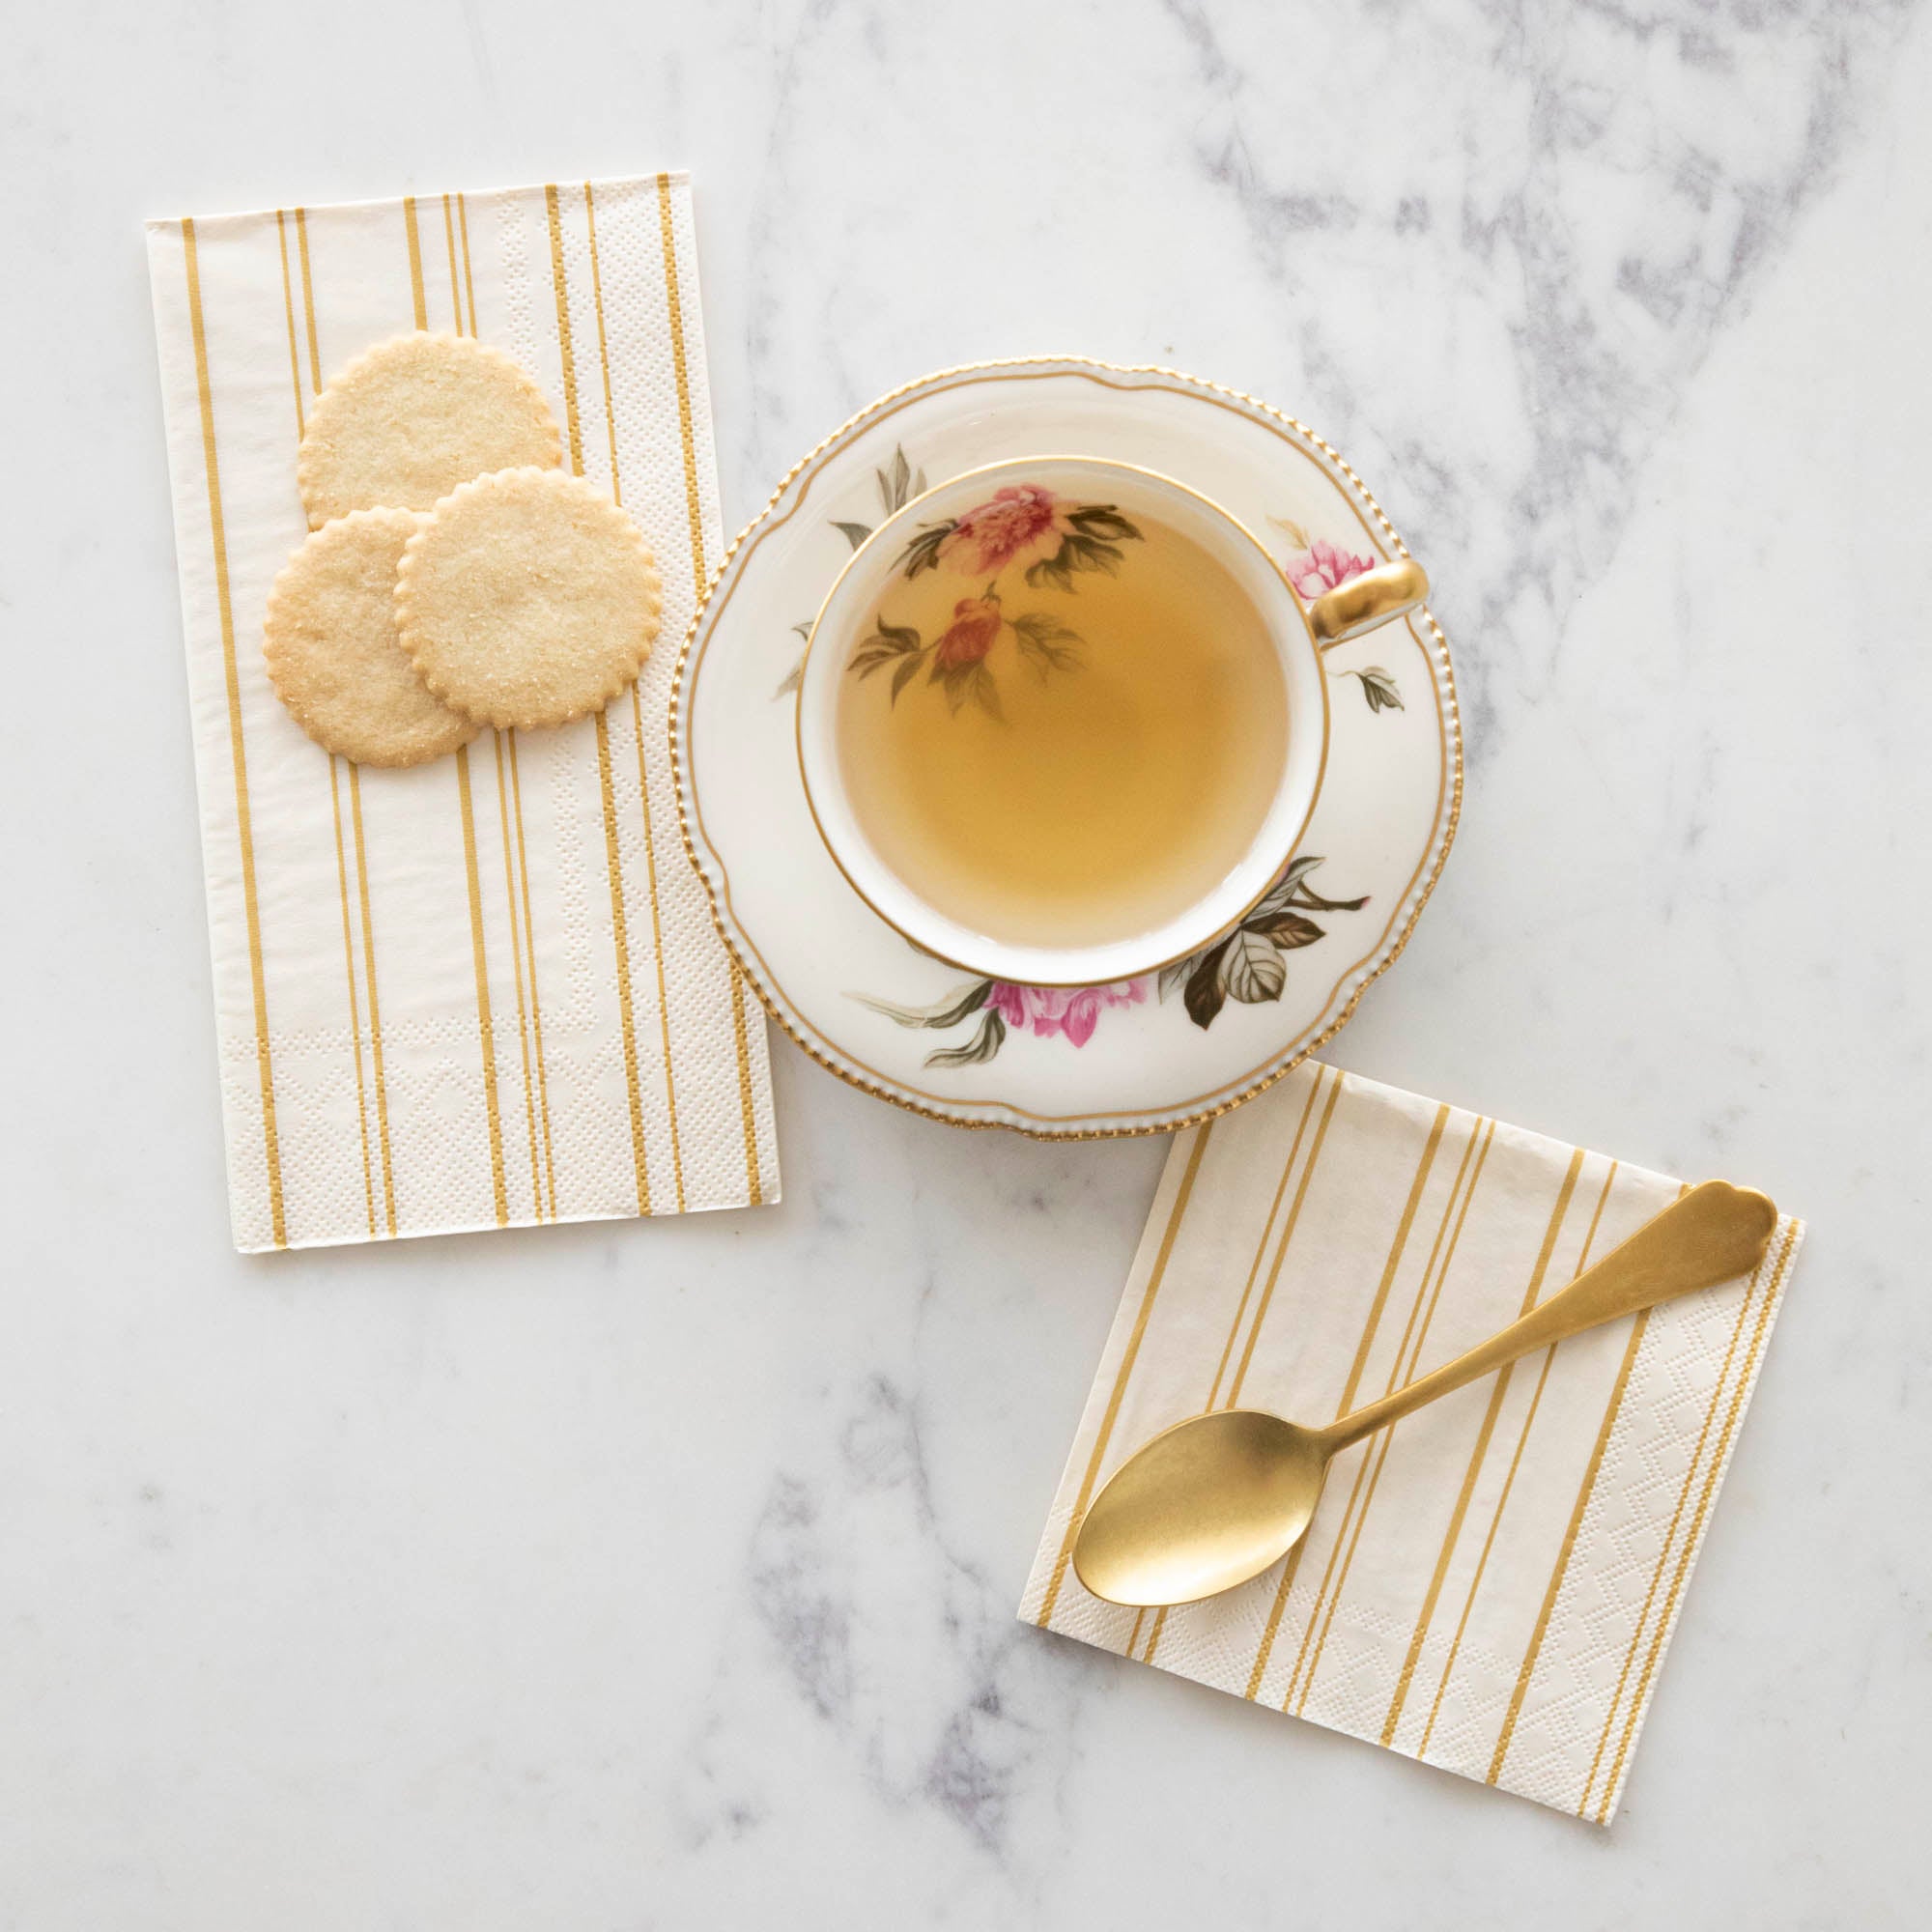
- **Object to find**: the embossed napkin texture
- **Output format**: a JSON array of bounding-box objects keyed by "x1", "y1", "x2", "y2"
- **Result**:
[
  {"x1": 147, "y1": 176, "x2": 779, "y2": 1250},
  {"x1": 1021, "y1": 1060, "x2": 1803, "y2": 1821}
]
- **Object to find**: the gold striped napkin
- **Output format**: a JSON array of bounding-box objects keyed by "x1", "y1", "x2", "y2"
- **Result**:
[
  {"x1": 1021, "y1": 1060, "x2": 1803, "y2": 1820},
  {"x1": 146, "y1": 175, "x2": 779, "y2": 1251}
]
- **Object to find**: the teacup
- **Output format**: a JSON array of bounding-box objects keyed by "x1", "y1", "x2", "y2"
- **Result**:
[{"x1": 796, "y1": 455, "x2": 1426, "y2": 989}]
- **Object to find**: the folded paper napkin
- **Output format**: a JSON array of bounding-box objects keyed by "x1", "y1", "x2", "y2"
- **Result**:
[
  {"x1": 1021, "y1": 1060, "x2": 1804, "y2": 1821},
  {"x1": 147, "y1": 175, "x2": 778, "y2": 1250}
]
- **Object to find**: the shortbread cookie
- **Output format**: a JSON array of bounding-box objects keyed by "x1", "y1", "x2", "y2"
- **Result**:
[
  {"x1": 395, "y1": 469, "x2": 663, "y2": 730},
  {"x1": 264, "y1": 508, "x2": 478, "y2": 767},
  {"x1": 297, "y1": 332, "x2": 562, "y2": 527}
]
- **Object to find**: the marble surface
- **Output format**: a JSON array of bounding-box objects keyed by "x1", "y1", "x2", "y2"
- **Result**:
[{"x1": 3, "y1": 1, "x2": 1928, "y2": 1923}]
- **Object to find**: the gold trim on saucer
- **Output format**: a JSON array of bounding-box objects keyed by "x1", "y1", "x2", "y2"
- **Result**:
[{"x1": 669, "y1": 355, "x2": 1463, "y2": 1139}]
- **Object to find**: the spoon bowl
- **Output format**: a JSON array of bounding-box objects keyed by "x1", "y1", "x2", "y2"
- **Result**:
[
  {"x1": 1073, "y1": 1409, "x2": 1329, "y2": 1607},
  {"x1": 1070, "y1": 1179, "x2": 1777, "y2": 1610}
]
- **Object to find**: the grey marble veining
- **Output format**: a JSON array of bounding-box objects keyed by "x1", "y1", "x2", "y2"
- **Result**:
[{"x1": 4, "y1": 0, "x2": 1930, "y2": 1925}]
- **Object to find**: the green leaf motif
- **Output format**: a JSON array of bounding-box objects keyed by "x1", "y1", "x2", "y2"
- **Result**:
[
  {"x1": 877, "y1": 445, "x2": 927, "y2": 516},
  {"x1": 1252, "y1": 854, "x2": 1328, "y2": 919},
  {"x1": 926, "y1": 1009, "x2": 1007, "y2": 1067},
  {"x1": 850, "y1": 973, "x2": 1007, "y2": 1065},
  {"x1": 971, "y1": 663, "x2": 1003, "y2": 721},
  {"x1": 1162, "y1": 855, "x2": 1369, "y2": 1029},
  {"x1": 774, "y1": 619, "x2": 812, "y2": 699},
  {"x1": 1341, "y1": 666, "x2": 1404, "y2": 714},
  {"x1": 1220, "y1": 928, "x2": 1287, "y2": 1005},
  {"x1": 833, "y1": 521, "x2": 874, "y2": 551},
  {"x1": 1012, "y1": 611, "x2": 1083, "y2": 677},
  {"x1": 851, "y1": 620, "x2": 923, "y2": 679},
  {"x1": 1249, "y1": 909, "x2": 1323, "y2": 949},
  {"x1": 1182, "y1": 941, "x2": 1231, "y2": 1029},
  {"x1": 1293, "y1": 880, "x2": 1370, "y2": 914},
  {"x1": 852, "y1": 980, "x2": 990, "y2": 1031},
  {"x1": 937, "y1": 659, "x2": 1003, "y2": 717},
  {"x1": 898, "y1": 522, "x2": 952, "y2": 578},
  {"x1": 1065, "y1": 504, "x2": 1141, "y2": 543},
  {"x1": 890, "y1": 656, "x2": 922, "y2": 702},
  {"x1": 1025, "y1": 527, "x2": 1131, "y2": 590}
]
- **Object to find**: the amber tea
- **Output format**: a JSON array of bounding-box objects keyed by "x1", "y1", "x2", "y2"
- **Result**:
[{"x1": 832, "y1": 481, "x2": 1291, "y2": 953}]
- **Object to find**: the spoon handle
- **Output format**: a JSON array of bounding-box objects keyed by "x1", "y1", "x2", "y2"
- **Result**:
[{"x1": 1317, "y1": 1180, "x2": 1777, "y2": 1456}]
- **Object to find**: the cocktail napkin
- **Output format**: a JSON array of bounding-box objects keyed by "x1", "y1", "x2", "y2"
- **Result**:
[
  {"x1": 1021, "y1": 1061, "x2": 1804, "y2": 1821},
  {"x1": 147, "y1": 176, "x2": 779, "y2": 1250}
]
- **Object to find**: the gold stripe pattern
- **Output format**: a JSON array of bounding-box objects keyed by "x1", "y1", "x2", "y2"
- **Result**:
[
  {"x1": 455, "y1": 194, "x2": 478, "y2": 336},
  {"x1": 406, "y1": 192, "x2": 508, "y2": 1222},
  {"x1": 1284, "y1": 1118, "x2": 1495, "y2": 1713},
  {"x1": 274, "y1": 211, "x2": 306, "y2": 439},
  {"x1": 595, "y1": 712, "x2": 653, "y2": 1212},
  {"x1": 402, "y1": 195, "x2": 428, "y2": 330},
  {"x1": 1488, "y1": 1273, "x2": 1650, "y2": 1780},
  {"x1": 546, "y1": 181, "x2": 651, "y2": 1210},
  {"x1": 1413, "y1": 1160, "x2": 1621, "y2": 1757},
  {"x1": 301, "y1": 197, "x2": 402, "y2": 1234},
  {"x1": 347, "y1": 768, "x2": 398, "y2": 1234},
  {"x1": 454, "y1": 745, "x2": 510, "y2": 1226},
  {"x1": 543, "y1": 185, "x2": 586, "y2": 474},
  {"x1": 327, "y1": 759, "x2": 378, "y2": 1236},
  {"x1": 181, "y1": 217, "x2": 287, "y2": 1248},
  {"x1": 655, "y1": 169, "x2": 764, "y2": 1204},
  {"x1": 586, "y1": 180, "x2": 688, "y2": 1211},
  {"x1": 493, "y1": 733, "x2": 545, "y2": 1220},
  {"x1": 1239, "y1": 1099, "x2": 1451, "y2": 1699},
  {"x1": 506, "y1": 733, "x2": 558, "y2": 1217},
  {"x1": 1037, "y1": 1122, "x2": 1215, "y2": 1628},
  {"x1": 1225, "y1": 1069, "x2": 1345, "y2": 1406},
  {"x1": 440, "y1": 194, "x2": 463, "y2": 332},
  {"x1": 1577, "y1": 1216, "x2": 1790, "y2": 1817},
  {"x1": 294, "y1": 209, "x2": 321, "y2": 390},
  {"x1": 1379, "y1": 1148, "x2": 1584, "y2": 1745},
  {"x1": 163, "y1": 182, "x2": 775, "y2": 1244},
  {"x1": 277, "y1": 208, "x2": 379, "y2": 1237},
  {"x1": 1203, "y1": 1072, "x2": 1322, "y2": 1411},
  {"x1": 1585, "y1": 1222, "x2": 1796, "y2": 1818}
]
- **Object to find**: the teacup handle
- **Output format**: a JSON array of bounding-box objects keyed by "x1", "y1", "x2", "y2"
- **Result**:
[{"x1": 1300, "y1": 556, "x2": 1431, "y2": 646}]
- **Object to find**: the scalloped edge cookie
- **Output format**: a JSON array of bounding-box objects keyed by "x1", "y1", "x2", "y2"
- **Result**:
[
  {"x1": 264, "y1": 507, "x2": 479, "y2": 767},
  {"x1": 297, "y1": 331, "x2": 562, "y2": 527},
  {"x1": 395, "y1": 468, "x2": 664, "y2": 731}
]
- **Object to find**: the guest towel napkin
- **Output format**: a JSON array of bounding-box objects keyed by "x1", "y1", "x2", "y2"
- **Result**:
[
  {"x1": 147, "y1": 176, "x2": 778, "y2": 1251},
  {"x1": 1021, "y1": 1061, "x2": 1803, "y2": 1821}
]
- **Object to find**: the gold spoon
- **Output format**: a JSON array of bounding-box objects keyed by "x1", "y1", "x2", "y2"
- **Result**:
[{"x1": 1072, "y1": 1179, "x2": 1777, "y2": 1609}]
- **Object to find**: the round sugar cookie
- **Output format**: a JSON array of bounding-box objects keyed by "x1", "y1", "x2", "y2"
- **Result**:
[
  {"x1": 395, "y1": 468, "x2": 663, "y2": 731},
  {"x1": 264, "y1": 508, "x2": 479, "y2": 768},
  {"x1": 297, "y1": 332, "x2": 562, "y2": 527}
]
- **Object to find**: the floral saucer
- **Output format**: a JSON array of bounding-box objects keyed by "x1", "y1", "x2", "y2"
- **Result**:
[{"x1": 671, "y1": 358, "x2": 1462, "y2": 1137}]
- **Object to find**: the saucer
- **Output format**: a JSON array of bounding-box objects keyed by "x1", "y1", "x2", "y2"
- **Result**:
[{"x1": 670, "y1": 358, "x2": 1462, "y2": 1137}]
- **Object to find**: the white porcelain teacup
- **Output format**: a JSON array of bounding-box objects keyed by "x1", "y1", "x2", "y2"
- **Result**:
[{"x1": 796, "y1": 455, "x2": 1426, "y2": 990}]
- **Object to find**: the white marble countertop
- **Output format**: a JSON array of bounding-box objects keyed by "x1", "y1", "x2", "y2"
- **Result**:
[{"x1": 4, "y1": 2, "x2": 1928, "y2": 1923}]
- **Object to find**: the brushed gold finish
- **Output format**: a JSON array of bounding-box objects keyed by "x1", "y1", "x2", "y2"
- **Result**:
[
  {"x1": 1305, "y1": 556, "x2": 1431, "y2": 646},
  {"x1": 1071, "y1": 1180, "x2": 1777, "y2": 1608}
]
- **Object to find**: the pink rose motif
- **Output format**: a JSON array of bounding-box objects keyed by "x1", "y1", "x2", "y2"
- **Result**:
[
  {"x1": 986, "y1": 978, "x2": 1148, "y2": 1049},
  {"x1": 932, "y1": 595, "x2": 1004, "y2": 669},
  {"x1": 937, "y1": 484, "x2": 1071, "y2": 577},
  {"x1": 1286, "y1": 537, "x2": 1376, "y2": 601}
]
